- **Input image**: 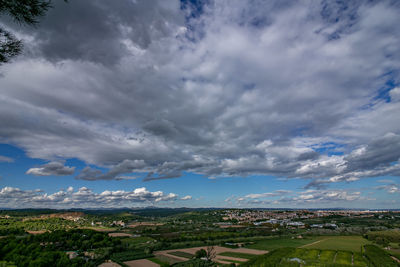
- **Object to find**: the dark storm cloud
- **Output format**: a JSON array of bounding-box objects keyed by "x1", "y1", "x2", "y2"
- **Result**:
[
  {"x1": 1, "y1": 0, "x2": 184, "y2": 65},
  {"x1": 345, "y1": 133, "x2": 400, "y2": 171},
  {"x1": 0, "y1": 0, "x2": 399, "y2": 183},
  {"x1": 76, "y1": 159, "x2": 146, "y2": 181},
  {"x1": 303, "y1": 133, "x2": 400, "y2": 188}
]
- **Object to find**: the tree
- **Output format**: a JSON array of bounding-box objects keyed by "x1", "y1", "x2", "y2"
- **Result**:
[
  {"x1": 195, "y1": 249, "x2": 207, "y2": 259},
  {"x1": 205, "y1": 246, "x2": 216, "y2": 262},
  {"x1": 0, "y1": 0, "x2": 52, "y2": 64},
  {"x1": 0, "y1": 28, "x2": 22, "y2": 63}
]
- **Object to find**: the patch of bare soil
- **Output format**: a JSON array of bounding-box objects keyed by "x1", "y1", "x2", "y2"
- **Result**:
[
  {"x1": 158, "y1": 245, "x2": 267, "y2": 256},
  {"x1": 98, "y1": 260, "x2": 121, "y2": 267},
  {"x1": 153, "y1": 251, "x2": 187, "y2": 262},
  {"x1": 27, "y1": 230, "x2": 47, "y2": 235},
  {"x1": 108, "y1": 232, "x2": 133, "y2": 237},
  {"x1": 216, "y1": 255, "x2": 247, "y2": 262},
  {"x1": 391, "y1": 256, "x2": 400, "y2": 264},
  {"x1": 155, "y1": 245, "x2": 268, "y2": 265},
  {"x1": 127, "y1": 222, "x2": 164, "y2": 228}
]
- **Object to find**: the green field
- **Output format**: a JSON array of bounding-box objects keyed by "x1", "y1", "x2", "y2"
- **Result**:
[
  {"x1": 218, "y1": 252, "x2": 258, "y2": 260},
  {"x1": 219, "y1": 258, "x2": 243, "y2": 264},
  {"x1": 148, "y1": 257, "x2": 170, "y2": 266},
  {"x1": 319, "y1": 250, "x2": 336, "y2": 262},
  {"x1": 246, "y1": 237, "x2": 322, "y2": 250},
  {"x1": 364, "y1": 244, "x2": 399, "y2": 267},
  {"x1": 120, "y1": 236, "x2": 154, "y2": 245},
  {"x1": 353, "y1": 253, "x2": 368, "y2": 267},
  {"x1": 154, "y1": 254, "x2": 184, "y2": 265},
  {"x1": 242, "y1": 248, "x2": 369, "y2": 267},
  {"x1": 301, "y1": 236, "x2": 371, "y2": 252},
  {"x1": 335, "y1": 251, "x2": 352, "y2": 265},
  {"x1": 168, "y1": 251, "x2": 194, "y2": 259},
  {"x1": 302, "y1": 249, "x2": 320, "y2": 261}
]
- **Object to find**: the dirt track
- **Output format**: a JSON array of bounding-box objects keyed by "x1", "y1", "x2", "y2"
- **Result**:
[{"x1": 300, "y1": 238, "x2": 327, "y2": 248}]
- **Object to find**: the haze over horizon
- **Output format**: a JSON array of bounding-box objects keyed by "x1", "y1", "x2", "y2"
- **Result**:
[{"x1": 0, "y1": 0, "x2": 399, "y2": 209}]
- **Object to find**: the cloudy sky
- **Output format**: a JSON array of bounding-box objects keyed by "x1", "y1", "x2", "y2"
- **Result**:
[{"x1": 0, "y1": 0, "x2": 399, "y2": 209}]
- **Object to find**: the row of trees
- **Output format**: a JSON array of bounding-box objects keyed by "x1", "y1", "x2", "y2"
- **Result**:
[
  {"x1": 0, "y1": 229, "x2": 121, "y2": 266},
  {"x1": 364, "y1": 245, "x2": 399, "y2": 267}
]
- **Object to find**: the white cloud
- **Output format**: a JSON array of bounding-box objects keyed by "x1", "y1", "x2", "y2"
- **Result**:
[
  {"x1": 376, "y1": 183, "x2": 400, "y2": 194},
  {"x1": 180, "y1": 195, "x2": 192, "y2": 200},
  {"x1": 245, "y1": 190, "x2": 291, "y2": 199},
  {"x1": 0, "y1": 155, "x2": 14, "y2": 163},
  {"x1": 0, "y1": 186, "x2": 178, "y2": 208}
]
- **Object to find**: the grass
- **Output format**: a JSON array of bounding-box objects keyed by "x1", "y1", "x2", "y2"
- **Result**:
[
  {"x1": 240, "y1": 247, "x2": 296, "y2": 267},
  {"x1": 167, "y1": 251, "x2": 194, "y2": 259},
  {"x1": 284, "y1": 248, "x2": 320, "y2": 266},
  {"x1": 0, "y1": 262, "x2": 17, "y2": 267},
  {"x1": 155, "y1": 254, "x2": 184, "y2": 265},
  {"x1": 148, "y1": 257, "x2": 169, "y2": 266},
  {"x1": 245, "y1": 237, "x2": 321, "y2": 250},
  {"x1": 173, "y1": 259, "x2": 215, "y2": 267},
  {"x1": 364, "y1": 244, "x2": 398, "y2": 267},
  {"x1": 218, "y1": 252, "x2": 257, "y2": 260},
  {"x1": 241, "y1": 247, "x2": 371, "y2": 267},
  {"x1": 121, "y1": 236, "x2": 154, "y2": 245},
  {"x1": 303, "y1": 249, "x2": 319, "y2": 259},
  {"x1": 302, "y1": 249, "x2": 320, "y2": 261},
  {"x1": 353, "y1": 252, "x2": 368, "y2": 267},
  {"x1": 335, "y1": 251, "x2": 352, "y2": 265},
  {"x1": 111, "y1": 250, "x2": 153, "y2": 262},
  {"x1": 218, "y1": 258, "x2": 243, "y2": 264},
  {"x1": 288, "y1": 248, "x2": 306, "y2": 259},
  {"x1": 301, "y1": 236, "x2": 371, "y2": 252},
  {"x1": 82, "y1": 226, "x2": 116, "y2": 232},
  {"x1": 319, "y1": 250, "x2": 336, "y2": 263}
]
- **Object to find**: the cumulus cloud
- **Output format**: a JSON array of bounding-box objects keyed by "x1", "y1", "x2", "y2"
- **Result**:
[
  {"x1": 375, "y1": 182, "x2": 400, "y2": 194},
  {"x1": 0, "y1": 0, "x2": 399, "y2": 184},
  {"x1": 26, "y1": 162, "x2": 75, "y2": 176},
  {"x1": 0, "y1": 155, "x2": 13, "y2": 163},
  {"x1": 0, "y1": 186, "x2": 178, "y2": 208},
  {"x1": 180, "y1": 195, "x2": 192, "y2": 200}
]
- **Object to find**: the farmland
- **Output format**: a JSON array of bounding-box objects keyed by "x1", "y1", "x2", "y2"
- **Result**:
[
  {"x1": 218, "y1": 252, "x2": 258, "y2": 260},
  {"x1": 243, "y1": 248, "x2": 368, "y2": 267},
  {"x1": 300, "y1": 236, "x2": 372, "y2": 252},
  {"x1": 245, "y1": 236, "x2": 323, "y2": 250},
  {"x1": 0, "y1": 208, "x2": 399, "y2": 266}
]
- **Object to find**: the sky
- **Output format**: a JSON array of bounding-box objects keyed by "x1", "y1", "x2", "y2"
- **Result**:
[{"x1": 0, "y1": 0, "x2": 399, "y2": 209}]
